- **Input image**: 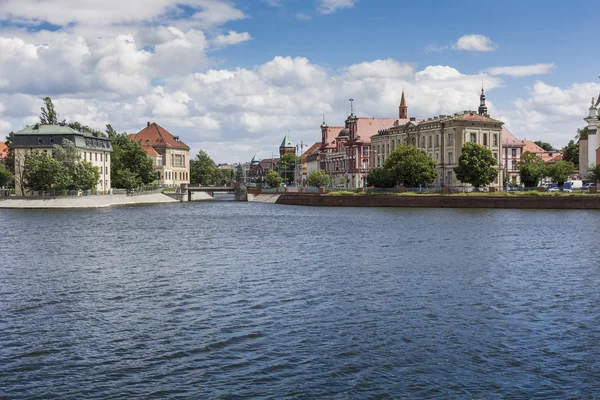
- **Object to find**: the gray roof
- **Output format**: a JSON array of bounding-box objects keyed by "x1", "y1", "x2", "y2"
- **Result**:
[
  {"x1": 15, "y1": 124, "x2": 82, "y2": 135},
  {"x1": 280, "y1": 134, "x2": 295, "y2": 148}
]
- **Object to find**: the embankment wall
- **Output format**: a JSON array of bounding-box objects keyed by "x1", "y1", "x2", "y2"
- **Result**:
[{"x1": 276, "y1": 194, "x2": 600, "y2": 209}]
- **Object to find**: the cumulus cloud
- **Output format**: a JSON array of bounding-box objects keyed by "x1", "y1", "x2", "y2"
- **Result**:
[
  {"x1": 318, "y1": 0, "x2": 356, "y2": 15},
  {"x1": 344, "y1": 59, "x2": 413, "y2": 79},
  {"x1": 485, "y1": 63, "x2": 555, "y2": 77},
  {"x1": 211, "y1": 31, "x2": 252, "y2": 47},
  {"x1": 454, "y1": 34, "x2": 497, "y2": 52}
]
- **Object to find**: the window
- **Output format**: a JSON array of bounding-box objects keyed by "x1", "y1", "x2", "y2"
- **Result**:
[
  {"x1": 49, "y1": 137, "x2": 54, "y2": 143},
  {"x1": 448, "y1": 152, "x2": 454, "y2": 164},
  {"x1": 95, "y1": 153, "x2": 98, "y2": 161},
  {"x1": 493, "y1": 134, "x2": 498, "y2": 146},
  {"x1": 493, "y1": 152, "x2": 498, "y2": 161},
  {"x1": 483, "y1": 134, "x2": 488, "y2": 146},
  {"x1": 435, "y1": 152, "x2": 439, "y2": 161},
  {"x1": 512, "y1": 148, "x2": 517, "y2": 158},
  {"x1": 470, "y1": 133, "x2": 477, "y2": 143},
  {"x1": 84, "y1": 152, "x2": 87, "y2": 160},
  {"x1": 421, "y1": 137, "x2": 425, "y2": 149},
  {"x1": 100, "y1": 153, "x2": 103, "y2": 161},
  {"x1": 38, "y1": 137, "x2": 42, "y2": 144},
  {"x1": 447, "y1": 134, "x2": 453, "y2": 146},
  {"x1": 435, "y1": 135, "x2": 439, "y2": 147},
  {"x1": 173, "y1": 154, "x2": 184, "y2": 168},
  {"x1": 446, "y1": 171, "x2": 453, "y2": 185},
  {"x1": 428, "y1": 136, "x2": 432, "y2": 148}
]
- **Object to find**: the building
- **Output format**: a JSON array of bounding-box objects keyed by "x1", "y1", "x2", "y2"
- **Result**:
[
  {"x1": 502, "y1": 127, "x2": 526, "y2": 185},
  {"x1": 0, "y1": 142, "x2": 8, "y2": 168},
  {"x1": 130, "y1": 122, "x2": 190, "y2": 187},
  {"x1": 370, "y1": 88, "x2": 504, "y2": 187},
  {"x1": 12, "y1": 124, "x2": 113, "y2": 195},
  {"x1": 279, "y1": 135, "x2": 295, "y2": 156},
  {"x1": 579, "y1": 95, "x2": 600, "y2": 178},
  {"x1": 247, "y1": 155, "x2": 278, "y2": 185},
  {"x1": 300, "y1": 142, "x2": 321, "y2": 183},
  {"x1": 319, "y1": 92, "x2": 410, "y2": 188}
]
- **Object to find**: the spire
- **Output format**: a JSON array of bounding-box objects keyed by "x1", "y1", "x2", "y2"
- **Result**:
[
  {"x1": 478, "y1": 84, "x2": 488, "y2": 116},
  {"x1": 399, "y1": 89, "x2": 408, "y2": 119}
]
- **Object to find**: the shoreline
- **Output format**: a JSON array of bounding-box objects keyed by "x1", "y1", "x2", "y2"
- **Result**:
[
  {"x1": 274, "y1": 193, "x2": 600, "y2": 209},
  {"x1": 0, "y1": 193, "x2": 179, "y2": 209}
]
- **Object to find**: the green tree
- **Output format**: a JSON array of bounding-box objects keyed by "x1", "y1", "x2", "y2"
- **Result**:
[
  {"x1": 40, "y1": 97, "x2": 58, "y2": 125},
  {"x1": 546, "y1": 160, "x2": 575, "y2": 187},
  {"x1": 111, "y1": 138, "x2": 155, "y2": 188},
  {"x1": 266, "y1": 169, "x2": 283, "y2": 188},
  {"x1": 576, "y1": 126, "x2": 588, "y2": 141},
  {"x1": 235, "y1": 164, "x2": 245, "y2": 183},
  {"x1": 190, "y1": 150, "x2": 216, "y2": 185},
  {"x1": 454, "y1": 142, "x2": 498, "y2": 188},
  {"x1": 24, "y1": 152, "x2": 63, "y2": 192},
  {"x1": 4, "y1": 131, "x2": 15, "y2": 174},
  {"x1": 116, "y1": 168, "x2": 140, "y2": 192},
  {"x1": 384, "y1": 144, "x2": 437, "y2": 187},
  {"x1": 534, "y1": 141, "x2": 554, "y2": 151},
  {"x1": 586, "y1": 164, "x2": 600, "y2": 184},
  {"x1": 517, "y1": 151, "x2": 545, "y2": 187},
  {"x1": 73, "y1": 161, "x2": 101, "y2": 190},
  {"x1": 307, "y1": 169, "x2": 329, "y2": 187},
  {"x1": 278, "y1": 153, "x2": 301, "y2": 184},
  {"x1": 367, "y1": 167, "x2": 395, "y2": 187},
  {"x1": 0, "y1": 164, "x2": 14, "y2": 188},
  {"x1": 562, "y1": 140, "x2": 579, "y2": 168}
]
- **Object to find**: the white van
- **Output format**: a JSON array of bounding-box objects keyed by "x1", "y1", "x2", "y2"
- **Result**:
[{"x1": 569, "y1": 179, "x2": 583, "y2": 189}]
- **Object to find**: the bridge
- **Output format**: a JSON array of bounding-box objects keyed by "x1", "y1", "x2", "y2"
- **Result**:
[{"x1": 187, "y1": 186, "x2": 236, "y2": 200}]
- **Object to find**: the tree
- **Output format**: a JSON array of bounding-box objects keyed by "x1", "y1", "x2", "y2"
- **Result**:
[
  {"x1": 307, "y1": 169, "x2": 329, "y2": 187},
  {"x1": 111, "y1": 138, "x2": 155, "y2": 188},
  {"x1": 534, "y1": 141, "x2": 554, "y2": 151},
  {"x1": 454, "y1": 142, "x2": 498, "y2": 188},
  {"x1": 235, "y1": 164, "x2": 245, "y2": 183},
  {"x1": 517, "y1": 152, "x2": 545, "y2": 187},
  {"x1": 586, "y1": 164, "x2": 600, "y2": 184},
  {"x1": 40, "y1": 97, "x2": 58, "y2": 125},
  {"x1": 4, "y1": 131, "x2": 15, "y2": 174},
  {"x1": 74, "y1": 162, "x2": 101, "y2": 190},
  {"x1": 576, "y1": 126, "x2": 588, "y2": 141},
  {"x1": 384, "y1": 144, "x2": 437, "y2": 187},
  {"x1": 266, "y1": 169, "x2": 283, "y2": 188},
  {"x1": 190, "y1": 150, "x2": 216, "y2": 185},
  {"x1": 278, "y1": 153, "x2": 301, "y2": 184},
  {"x1": 116, "y1": 168, "x2": 140, "y2": 192},
  {"x1": 367, "y1": 167, "x2": 395, "y2": 188},
  {"x1": 24, "y1": 152, "x2": 63, "y2": 193},
  {"x1": 562, "y1": 140, "x2": 579, "y2": 168},
  {"x1": 0, "y1": 164, "x2": 14, "y2": 188},
  {"x1": 546, "y1": 160, "x2": 575, "y2": 187}
]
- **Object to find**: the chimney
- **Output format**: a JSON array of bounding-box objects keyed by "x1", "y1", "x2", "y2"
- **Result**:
[{"x1": 147, "y1": 121, "x2": 150, "y2": 127}]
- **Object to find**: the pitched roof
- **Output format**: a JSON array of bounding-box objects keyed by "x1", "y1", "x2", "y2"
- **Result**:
[
  {"x1": 280, "y1": 134, "x2": 295, "y2": 148},
  {"x1": 15, "y1": 124, "x2": 82, "y2": 135},
  {"x1": 502, "y1": 126, "x2": 525, "y2": 147},
  {"x1": 522, "y1": 140, "x2": 563, "y2": 163},
  {"x1": 132, "y1": 122, "x2": 190, "y2": 149},
  {"x1": 301, "y1": 142, "x2": 321, "y2": 160},
  {"x1": 142, "y1": 145, "x2": 160, "y2": 156},
  {"x1": 356, "y1": 118, "x2": 405, "y2": 143},
  {"x1": 450, "y1": 113, "x2": 502, "y2": 123},
  {"x1": 0, "y1": 142, "x2": 7, "y2": 159}
]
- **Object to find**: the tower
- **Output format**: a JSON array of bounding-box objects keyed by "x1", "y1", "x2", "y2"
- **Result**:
[
  {"x1": 399, "y1": 89, "x2": 408, "y2": 119},
  {"x1": 478, "y1": 84, "x2": 488, "y2": 116},
  {"x1": 279, "y1": 134, "x2": 295, "y2": 157},
  {"x1": 320, "y1": 115, "x2": 328, "y2": 148},
  {"x1": 585, "y1": 97, "x2": 598, "y2": 169}
]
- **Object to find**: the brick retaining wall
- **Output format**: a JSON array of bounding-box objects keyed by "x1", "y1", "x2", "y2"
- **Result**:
[{"x1": 275, "y1": 194, "x2": 600, "y2": 209}]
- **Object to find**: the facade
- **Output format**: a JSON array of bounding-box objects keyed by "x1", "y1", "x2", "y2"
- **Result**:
[
  {"x1": 502, "y1": 127, "x2": 525, "y2": 185},
  {"x1": 300, "y1": 142, "x2": 321, "y2": 184},
  {"x1": 579, "y1": 95, "x2": 600, "y2": 178},
  {"x1": 370, "y1": 89, "x2": 504, "y2": 187},
  {"x1": 319, "y1": 92, "x2": 410, "y2": 188},
  {"x1": 247, "y1": 156, "x2": 278, "y2": 185},
  {"x1": 12, "y1": 124, "x2": 113, "y2": 195},
  {"x1": 131, "y1": 122, "x2": 190, "y2": 187}
]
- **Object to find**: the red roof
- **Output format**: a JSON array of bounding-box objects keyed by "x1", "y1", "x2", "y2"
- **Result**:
[
  {"x1": 142, "y1": 145, "x2": 160, "y2": 156},
  {"x1": 452, "y1": 113, "x2": 502, "y2": 123},
  {"x1": 522, "y1": 140, "x2": 563, "y2": 163},
  {"x1": 131, "y1": 122, "x2": 190, "y2": 149}
]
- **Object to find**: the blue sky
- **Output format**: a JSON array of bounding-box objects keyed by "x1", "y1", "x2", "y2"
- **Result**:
[{"x1": 0, "y1": 0, "x2": 598, "y2": 162}]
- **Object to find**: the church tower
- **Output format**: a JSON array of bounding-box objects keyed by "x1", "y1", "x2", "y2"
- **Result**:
[
  {"x1": 399, "y1": 90, "x2": 408, "y2": 119},
  {"x1": 478, "y1": 85, "x2": 488, "y2": 116},
  {"x1": 279, "y1": 134, "x2": 295, "y2": 157},
  {"x1": 585, "y1": 97, "x2": 598, "y2": 169}
]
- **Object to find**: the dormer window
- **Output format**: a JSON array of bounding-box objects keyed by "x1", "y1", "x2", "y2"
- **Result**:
[{"x1": 38, "y1": 137, "x2": 42, "y2": 144}]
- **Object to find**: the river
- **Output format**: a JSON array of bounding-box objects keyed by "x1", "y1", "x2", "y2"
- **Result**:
[{"x1": 1, "y1": 202, "x2": 599, "y2": 398}]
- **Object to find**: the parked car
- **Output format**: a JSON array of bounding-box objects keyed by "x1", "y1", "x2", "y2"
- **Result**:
[
  {"x1": 548, "y1": 182, "x2": 573, "y2": 193},
  {"x1": 582, "y1": 183, "x2": 596, "y2": 190}
]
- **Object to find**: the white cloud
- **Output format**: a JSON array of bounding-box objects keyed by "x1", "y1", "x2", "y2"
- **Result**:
[
  {"x1": 415, "y1": 66, "x2": 462, "y2": 81},
  {"x1": 211, "y1": 31, "x2": 252, "y2": 47},
  {"x1": 485, "y1": 63, "x2": 555, "y2": 77},
  {"x1": 318, "y1": 0, "x2": 356, "y2": 15},
  {"x1": 345, "y1": 59, "x2": 413, "y2": 79},
  {"x1": 454, "y1": 34, "x2": 496, "y2": 52}
]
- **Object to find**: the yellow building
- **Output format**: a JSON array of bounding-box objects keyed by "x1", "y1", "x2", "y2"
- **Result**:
[
  {"x1": 12, "y1": 124, "x2": 112, "y2": 195},
  {"x1": 130, "y1": 122, "x2": 190, "y2": 187},
  {"x1": 370, "y1": 90, "x2": 504, "y2": 187}
]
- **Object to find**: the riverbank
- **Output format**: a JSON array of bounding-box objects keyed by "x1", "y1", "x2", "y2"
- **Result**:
[
  {"x1": 0, "y1": 193, "x2": 178, "y2": 209},
  {"x1": 276, "y1": 193, "x2": 600, "y2": 209}
]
